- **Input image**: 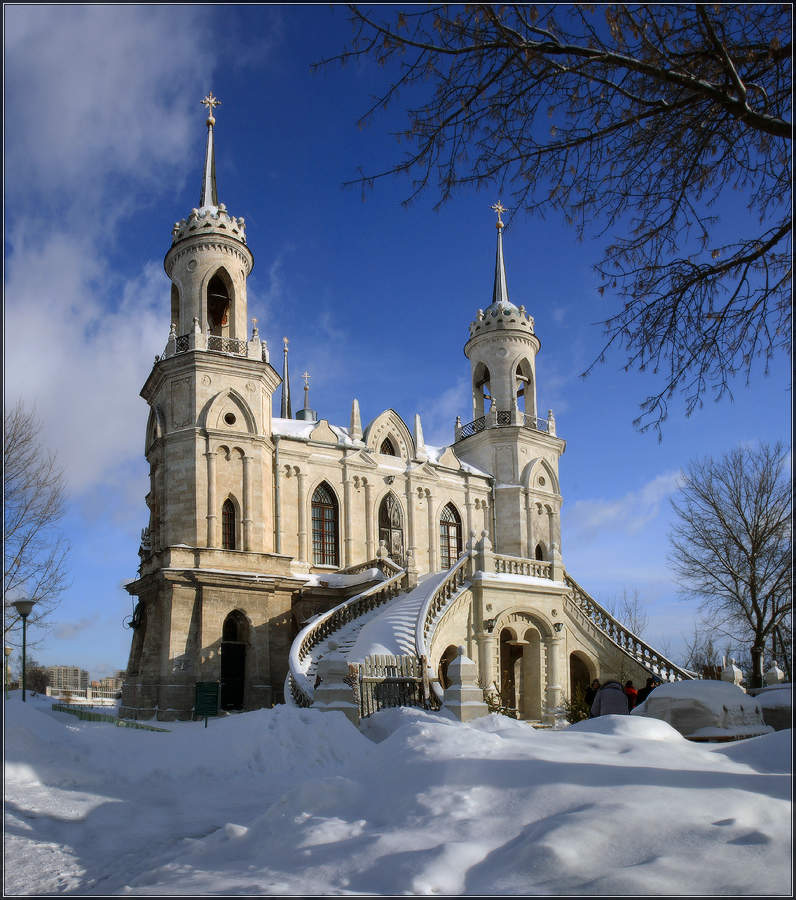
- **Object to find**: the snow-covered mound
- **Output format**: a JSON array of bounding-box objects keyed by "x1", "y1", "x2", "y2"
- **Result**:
[
  {"x1": 4, "y1": 692, "x2": 791, "y2": 896},
  {"x1": 632, "y1": 679, "x2": 773, "y2": 740}
]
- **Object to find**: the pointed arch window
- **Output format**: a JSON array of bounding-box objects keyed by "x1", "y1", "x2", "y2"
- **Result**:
[
  {"x1": 380, "y1": 437, "x2": 397, "y2": 456},
  {"x1": 473, "y1": 363, "x2": 492, "y2": 418},
  {"x1": 515, "y1": 359, "x2": 533, "y2": 415},
  {"x1": 207, "y1": 272, "x2": 231, "y2": 337},
  {"x1": 535, "y1": 543, "x2": 545, "y2": 561},
  {"x1": 222, "y1": 498, "x2": 237, "y2": 550},
  {"x1": 378, "y1": 493, "x2": 404, "y2": 565},
  {"x1": 312, "y1": 482, "x2": 339, "y2": 566},
  {"x1": 439, "y1": 502, "x2": 463, "y2": 569}
]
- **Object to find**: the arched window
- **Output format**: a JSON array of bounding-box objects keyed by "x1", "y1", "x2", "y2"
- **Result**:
[
  {"x1": 380, "y1": 437, "x2": 397, "y2": 456},
  {"x1": 439, "y1": 502, "x2": 463, "y2": 569},
  {"x1": 378, "y1": 493, "x2": 404, "y2": 564},
  {"x1": 221, "y1": 611, "x2": 248, "y2": 711},
  {"x1": 207, "y1": 272, "x2": 231, "y2": 337},
  {"x1": 515, "y1": 359, "x2": 534, "y2": 416},
  {"x1": 222, "y1": 498, "x2": 236, "y2": 550},
  {"x1": 311, "y1": 482, "x2": 339, "y2": 566},
  {"x1": 473, "y1": 363, "x2": 492, "y2": 418},
  {"x1": 535, "y1": 543, "x2": 545, "y2": 561}
]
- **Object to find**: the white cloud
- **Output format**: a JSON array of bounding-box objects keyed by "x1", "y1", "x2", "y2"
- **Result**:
[
  {"x1": 565, "y1": 470, "x2": 684, "y2": 541},
  {"x1": 419, "y1": 377, "x2": 471, "y2": 447}
]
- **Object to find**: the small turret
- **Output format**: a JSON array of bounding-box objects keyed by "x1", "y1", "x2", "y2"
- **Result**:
[
  {"x1": 464, "y1": 204, "x2": 541, "y2": 422},
  {"x1": 280, "y1": 337, "x2": 292, "y2": 418}
]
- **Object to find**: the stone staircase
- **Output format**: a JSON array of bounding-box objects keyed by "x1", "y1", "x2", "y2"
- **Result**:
[{"x1": 286, "y1": 550, "x2": 694, "y2": 709}]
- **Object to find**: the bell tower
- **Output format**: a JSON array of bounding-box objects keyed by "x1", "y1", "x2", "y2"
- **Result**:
[
  {"x1": 455, "y1": 205, "x2": 566, "y2": 569},
  {"x1": 122, "y1": 95, "x2": 293, "y2": 722}
]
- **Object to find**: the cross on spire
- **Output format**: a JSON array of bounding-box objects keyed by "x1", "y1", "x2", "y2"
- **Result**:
[
  {"x1": 491, "y1": 201, "x2": 506, "y2": 230},
  {"x1": 201, "y1": 92, "x2": 221, "y2": 122},
  {"x1": 302, "y1": 370, "x2": 311, "y2": 389}
]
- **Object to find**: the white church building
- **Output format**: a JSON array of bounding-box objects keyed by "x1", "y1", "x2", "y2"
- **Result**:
[{"x1": 120, "y1": 96, "x2": 690, "y2": 723}]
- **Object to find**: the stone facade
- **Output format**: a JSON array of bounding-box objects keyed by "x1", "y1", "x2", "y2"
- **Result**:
[{"x1": 121, "y1": 102, "x2": 676, "y2": 724}]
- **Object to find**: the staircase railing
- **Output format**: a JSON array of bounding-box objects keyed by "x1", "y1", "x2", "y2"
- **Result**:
[
  {"x1": 565, "y1": 573, "x2": 696, "y2": 682},
  {"x1": 415, "y1": 553, "x2": 474, "y2": 702},
  {"x1": 494, "y1": 554, "x2": 553, "y2": 580},
  {"x1": 336, "y1": 557, "x2": 404, "y2": 578},
  {"x1": 287, "y1": 565, "x2": 408, "y2": 707}
]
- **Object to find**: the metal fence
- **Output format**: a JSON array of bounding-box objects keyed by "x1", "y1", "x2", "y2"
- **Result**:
[{"x1": 354, "y1": 654, "x2": 440, "y2": 718}]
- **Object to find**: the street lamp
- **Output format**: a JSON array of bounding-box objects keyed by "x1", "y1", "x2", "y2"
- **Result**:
[
  {"x1": 12, "y1": 599, "x2": 36, "y2": 702},
  {"x1": 4, "y1": 647, "x2": 12, "y2": 700}
]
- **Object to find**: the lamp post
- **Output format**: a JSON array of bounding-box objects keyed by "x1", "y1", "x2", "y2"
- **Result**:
[
  {"x1": 4, "y1": 647, "x2": 12, "y2": 700},
  {"x1": 12, "y1": 599, "x2": 36, "y2": 702}
]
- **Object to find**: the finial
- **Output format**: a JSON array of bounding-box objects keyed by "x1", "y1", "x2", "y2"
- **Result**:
[
  {"x1": 281, "y1": 337, "x2": 292, "y2": 418},
  {"x1": 302, "y1": 370, "x2": 310, "y2": 389},
  {"x1": 201, "y1": 91, "x2": 221, "y2": 125},
  {"x1": 283, "y1": 336, "x2": 289, "y2": 351},
  {"x1": 491, "y1": 201, "x2": 506, "y2": 230}
]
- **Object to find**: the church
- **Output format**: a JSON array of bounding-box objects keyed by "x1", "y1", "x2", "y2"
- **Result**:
[{"x1": 120, "y1": 96, "x2": 689, "y2": 723}]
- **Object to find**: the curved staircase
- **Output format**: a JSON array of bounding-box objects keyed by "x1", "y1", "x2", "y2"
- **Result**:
[{"x1": 286, "y1": 549, "x2": 694, "y2": 712}]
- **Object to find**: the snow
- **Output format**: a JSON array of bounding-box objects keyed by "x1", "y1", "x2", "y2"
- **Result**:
[
  {"x1": 632, "y1": 680, "x2": 773, "y2": 740},
  {"x1": 300, "y1": 568, "x2": 383, "y2": 589},
  {"x1": 4, "y1": 694, "x2": 792, "y2": 896}
]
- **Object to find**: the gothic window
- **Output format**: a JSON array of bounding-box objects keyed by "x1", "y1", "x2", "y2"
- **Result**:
[
  {"x1": 473, "y1": 363, "x2": 491, "y2": 418},
  {"x1": 439, "y1": 502, "x2": 462, "y2": 570},
  {"x1": 380, "y1": 437, "x2": 397, "y2": 456},
  {"x1": 515, "y1": 359, "x2": 533, "y2": 415},
  {"x1": 207, "y1": 272, "x2": 231, "y2": 337},
  {"x1": 535, "y1": 543, "x2": 545, "y2": 561},
  {"x1": 311, "y1": 482, "x2": 339, "y2": 566},
  {"x1": 378, "y1": 493, "x2": 404, "y2": 565},
  {"x1": 222, "y1": 498, "x2": 237, "y2": 550}
]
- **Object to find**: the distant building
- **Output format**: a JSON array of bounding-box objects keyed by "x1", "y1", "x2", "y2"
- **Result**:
[
  {"x1": 98, "y1": 673, "x2": 125, "y2": 693},
  {"x1": 46, "y1": 666, "x2": 89, "y2": 693}
]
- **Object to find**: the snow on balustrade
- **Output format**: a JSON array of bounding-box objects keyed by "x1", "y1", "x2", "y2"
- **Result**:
[
  {"x1": 493, "y1": 554, "x2": 552, "y2": 579},
  {"x1": 564, "y1": 573, "x2": 695, "y2": 682}
]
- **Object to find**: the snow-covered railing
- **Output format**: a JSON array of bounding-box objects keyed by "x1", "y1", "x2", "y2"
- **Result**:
[
  {"x1": 287, "y1": 565, "x2": 408, "y2": 707},
  {"x1": 337, "y1": 556, "x2": 404, "y2": 578},
  {"x1": 493, "y1": 554, "x2": 552, "y2": 580},
  {"x1": 415, "y1": 553, "x2": 474, "y2": 702},
  {"x1": 564, "y1": 574, "x2": 696, "y2": 682}
]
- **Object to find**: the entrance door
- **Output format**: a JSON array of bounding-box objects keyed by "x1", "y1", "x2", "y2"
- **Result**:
[
  {"x1": 378, "y1": 493, "x2": 404, "y2": 566},
  {"x1": 220, "y1": 643, "x2": 245, "y2": 710},
  {"x1": 220, "y1": 611, "x2": 248, "y2": 711}
]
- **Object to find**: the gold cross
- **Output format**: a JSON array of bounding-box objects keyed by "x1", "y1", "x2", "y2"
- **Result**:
[
  {"x1": 491, "y1": 201, "x2": 506, "y2": 228},
  {"x1": 201, "y1": 92, "x2": 221, "y2": 116},
  {"x1": 302, "y1": 370, "x2": 311, "y2": 388}
]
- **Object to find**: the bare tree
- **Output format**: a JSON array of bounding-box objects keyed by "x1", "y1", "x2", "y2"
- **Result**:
[
  {"x1": 606, "y1": 587, "x2": 648, "y2": 637},
  {"x1": 322, "y1": 5, "x2": 791, "y2": 434},
  {"x1": 680, "y1": 623, "x2": 730, "y2": 679},
  {"x1": 3, "y1": 401, "x2": 70, "y2": 647},
  {"x1": 670, "y1": 442, "x2": 791, "y2": 688}
]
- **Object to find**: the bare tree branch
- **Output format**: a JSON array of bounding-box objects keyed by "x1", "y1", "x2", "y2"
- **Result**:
[{"x1": 322, "y1": 4, "x2": 792, "y2": 433}]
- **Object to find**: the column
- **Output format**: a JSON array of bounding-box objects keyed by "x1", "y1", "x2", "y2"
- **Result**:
[
  {"x1": 525, "y1": 490, "x2": 534, "y2": 559},
  {"x1": 363, "y1": 478, "x2": 374, "y2": 559},
  {"x1": 464, "y1": 473, "x2": 473, "y2": 543},
  {"x1": 296, "y1": 468, "x2": 307, "y2": 562},
  {"x1": 426, "y1": 490, "x2": 436, "y2": 572},
  {"x1": 405, "y1": 475, "x2": 418, "y2": 584},
  {"x1": 544, "y1": 634, "x2": 564, "y2": 724},
  {"x1": 205, "y1": 448, "x2": 216, "y2": 547},
  {"x1": 342, "y1": 465, "x2": 353, "y2": 566},
  {"x1": 242, "y1": 455, "x2": 253, "y2": 551}
]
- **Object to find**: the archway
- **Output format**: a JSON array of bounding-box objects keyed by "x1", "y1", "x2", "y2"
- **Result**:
[
  {"x1": 207, "y1": 271, "x2": 232, "y2": 337},
  {"x1": 378, "y1": 493, "x2": 404, "y2": 566},
  {"x1": 438, "y1": 645, "x2": 459, "y2": 689},
  {"x1": 569, "y1": 653, "x2": 592, "y2": 706},
  {"x1": 521, "y1": 627, "x2": 543, "y2": 719},
  {"x1": 499, "y1": 628, "x2": 523, "y2": 715},
  {"x1": 220, "y1": 610, "x2": 248, "y2": 710}
]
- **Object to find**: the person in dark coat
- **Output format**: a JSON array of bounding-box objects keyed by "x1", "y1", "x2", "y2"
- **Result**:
[
  {"x1": 624, "y1": 680, "x2": 638, "y2": 710},
  {"x1": 584, "y1": 679, "x2": 601, "y2": 712},
  {"x1": 635, "y1": 677, "x2": 661, "y2": 705},
  {"x1": 590, "y1": 680, "x2": 630, "y2": 716}
]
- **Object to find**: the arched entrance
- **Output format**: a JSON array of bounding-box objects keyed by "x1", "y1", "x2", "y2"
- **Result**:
[
  {"x1": 438, "y1": 644, "x2": 459, "y2": 689},
  {"x1": 220, "y1": 610, "x2": 248, "y2": 710},
  {"x1": 569, "y1": 652, "x2": 592, "y2": 704},
  {"x1": 378, "y1": 493, "x2": 404, "y2": 566},
  {"x1": 499, "y1": 628, "x2": 524, "y2": 715}
]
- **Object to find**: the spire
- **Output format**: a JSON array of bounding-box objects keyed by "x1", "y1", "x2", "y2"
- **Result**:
[
  {"x1": 199, "y1": 92, "x2": 221, "y2": 209},
  {"x1": 414, "y1": 413, "x2": 427, "y2": 462},
  {"x1": 350, "y1": 398, "x2": 363, "y2": 441},
  {"x1": 281, "y1": 337, "x2": 292, "y2": 418},
  {"x1": 491, "y1": 201, "x2": 510, "y2": 306}
]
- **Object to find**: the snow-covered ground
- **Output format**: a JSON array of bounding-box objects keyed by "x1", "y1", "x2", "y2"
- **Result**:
[{"x1": 4, "y1": 693, "x2": 792, "y2": 895}]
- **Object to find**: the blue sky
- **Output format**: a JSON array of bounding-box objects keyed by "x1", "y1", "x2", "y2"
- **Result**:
[{"x1": 4, "y1": 6, "x2": 790, "y2": 678}]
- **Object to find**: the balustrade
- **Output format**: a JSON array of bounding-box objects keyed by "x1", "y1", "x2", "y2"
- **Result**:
[
  {"x1": 493, "y1": 555, "x2": 553, "y2": 579},
  {"x1": 564, "y1": 573, "x2": 694, "y2": 682},
  {"x1": 457, "y1": 412, "x2": 550, "y2": 439}
]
